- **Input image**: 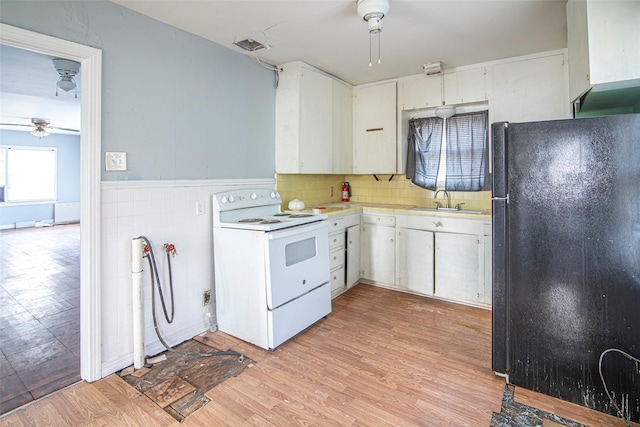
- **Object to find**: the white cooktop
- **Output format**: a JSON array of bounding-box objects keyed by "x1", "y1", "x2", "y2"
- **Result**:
[{"x1": 212, "y1": 189, "x2": 326, "y2": 231}]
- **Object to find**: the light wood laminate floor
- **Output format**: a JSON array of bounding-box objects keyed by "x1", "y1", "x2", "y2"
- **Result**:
[{"x1": 1, "y1": 285, "x2": 632, "y2": 426}]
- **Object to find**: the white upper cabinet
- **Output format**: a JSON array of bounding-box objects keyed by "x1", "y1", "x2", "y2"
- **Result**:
[
  {"x1": 444, "y1": 68, "x2": 487, "y2": 105},
  {"x1": 275, "y1": 62, "x2": 352, "y2": 174},
  {"x1": 567, "y1": 0, "x2": 640, "y2": 102},
  {"x1": 354, "y1": 81, "x2": 397, "y2": 174},
  {"x1": 332, "y1": 79, "x2": 354, "y2": 174},
  {"x1": 400, "y1": 75, "x2": 441, "y2": 110},
  {"x1": 492, "y1": 53, "x2": 570, "y2": 123},
  {"x1": 400, "y1": 67, "x2": 487, "y2": 111}
]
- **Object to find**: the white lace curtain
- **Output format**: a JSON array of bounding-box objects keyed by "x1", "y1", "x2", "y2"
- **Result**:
[{"x1": 407, "y1": 111, "x2": 488, "y2": 191}]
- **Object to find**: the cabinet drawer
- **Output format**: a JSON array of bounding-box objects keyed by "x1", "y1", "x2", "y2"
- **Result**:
[
  {"x1": 328, "y1": 218, "x2": 344, "y2": 233},
  {"x1": 329, "y1": 247, "x2": 345, "y2": 271},
  {"x1": 330, "y1": 267, "x2": 345, "y2": 293},
  {"x1": 329, "y1": 231, "x2": 345, "y2": 250},
  {"x1": 362, "y1": 214, "x2": 396, "y2": 227}
]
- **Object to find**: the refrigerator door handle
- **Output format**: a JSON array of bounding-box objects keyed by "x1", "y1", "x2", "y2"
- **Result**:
[{"x1": 492, "y1": 194, "x2": 509, "y2": 204}]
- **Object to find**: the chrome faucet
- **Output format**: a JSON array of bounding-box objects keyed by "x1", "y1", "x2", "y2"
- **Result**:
[{"x1": 434, "y1": 189, "x2": 450, "y2": 209}]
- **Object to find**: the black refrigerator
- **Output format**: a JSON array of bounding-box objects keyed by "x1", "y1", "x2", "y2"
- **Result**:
[{"x1": 492, "y1": 114, "x2": 640, "y2": 423}]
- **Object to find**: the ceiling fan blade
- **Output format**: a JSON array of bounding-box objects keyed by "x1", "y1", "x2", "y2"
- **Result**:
[
  {"x1": 51, "y1": 126, "x2": 80, "y2": 133},
  {"x1": 0, "y1": 122, "x2": 33, "y2": 128}
]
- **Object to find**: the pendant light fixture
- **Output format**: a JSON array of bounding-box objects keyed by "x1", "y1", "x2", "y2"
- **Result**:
[
  {"x1": 357, "y1": 0, "x2": 390, "y2": 67},
  {"x1": 53, "y1": 58, "x2": 80, "y2": 98}
]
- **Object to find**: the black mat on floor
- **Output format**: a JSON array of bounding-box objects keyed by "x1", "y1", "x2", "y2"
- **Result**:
[
  {"x1": 119, "y1": 339, "x2": 253, "y2": 422},
  {"x1": 490, "y1": 385, "x2": 585, "y2": 427}
]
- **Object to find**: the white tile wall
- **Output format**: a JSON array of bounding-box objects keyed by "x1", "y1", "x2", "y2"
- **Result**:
[{"x1": 100, "y1": 178, "x2": 275, "y2": 375}]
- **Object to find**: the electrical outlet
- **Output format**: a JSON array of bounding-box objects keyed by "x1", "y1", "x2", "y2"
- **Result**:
[{"x1": 202, "y1": 290, "x2": 211, "y2": 306}]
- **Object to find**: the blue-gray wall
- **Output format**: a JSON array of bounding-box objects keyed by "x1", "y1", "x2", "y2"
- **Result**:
[
  {"x1": 1, "y1": 0, "x2": 276, "y2": 181},
  {"x1": 0, "y1": 130, "x2": 80, "y2": 226}
]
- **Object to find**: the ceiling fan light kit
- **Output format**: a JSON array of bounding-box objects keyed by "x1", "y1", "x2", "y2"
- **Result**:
[
  {"x1": 31, "y1": 118, "x2": 51, "y2": 138},
  {"x1": 53, "y1": 58, "x2": 80, "y2": 98},
  {"x1": 357, "y1": 0, "x2": 390, "y2": 67}
]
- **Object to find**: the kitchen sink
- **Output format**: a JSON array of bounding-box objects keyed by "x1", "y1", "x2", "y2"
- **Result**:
[{"x1": 410, "y1": 207, "x2": 485, "y2": 215}]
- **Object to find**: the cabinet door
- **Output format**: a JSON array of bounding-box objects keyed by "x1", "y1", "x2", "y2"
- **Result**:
[
  {"x1": 434, "y1": 232, "x2": 482, "y2": 303},
  {"x1": 483, "y1": 234, "x2": 492, "y2": 305},
  {"x1": 400, "y1": 75, "x2": 441, "y2": 110},
  {"x1": 396, "y1": 228, "x2": 434, "y2": 295},
  {"x1": 361, "y1": 223, "x2": 395, "y2": 285},
  {"x1": 299, "y1": 69, "x2": 333, "y2": 173},
  {"x1": 492, "y1": 55, "x2": 569, "y2": 122},
  {"x1": 444, "y1": 68, "x2": 487, "y2": 105},
  {"x1": 332, "y1": 80, "x2": 353, "y2": 174},
  {"x1": 346, "y1": 225, "x2": 361, "y2": 288},
  {"x1": 354, "y1": 82, "x2": 397, "y2": 174}
]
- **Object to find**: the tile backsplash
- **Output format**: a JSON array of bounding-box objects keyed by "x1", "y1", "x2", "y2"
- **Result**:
[{"x1": 276, "y1": 174, "x2": 492, "y2": 211}]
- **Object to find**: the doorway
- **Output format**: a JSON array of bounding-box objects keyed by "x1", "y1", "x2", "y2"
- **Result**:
[
  {"x1": 0, "y1": 23, "x2": 103, "y2": 394},
  {"x1": 0, "y1": 224, "x2": 81, "y2": 413}
]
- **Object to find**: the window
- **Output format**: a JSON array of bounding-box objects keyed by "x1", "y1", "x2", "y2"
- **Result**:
[
  {"x1": 406, "y1": 111, "x2": 488, "y2": 191},
  {"x1": 0, "y1": 146, "x2": 57, "y2": 203}
]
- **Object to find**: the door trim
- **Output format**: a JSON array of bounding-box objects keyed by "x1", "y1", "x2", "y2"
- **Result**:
[{"x1": 0, "y1": 23, "x2": 103, "y2": 381}]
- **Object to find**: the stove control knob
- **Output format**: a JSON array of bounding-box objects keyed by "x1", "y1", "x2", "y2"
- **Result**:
[
  {"x1": 220, "y1": 196, "x2": 228, "y2": 204},
  {"x1": 250, "y1": 192, "x2": 257, "y2": 200},
  {"x1": 228, "y1": 195, "x2": 235, "y2": 203}
]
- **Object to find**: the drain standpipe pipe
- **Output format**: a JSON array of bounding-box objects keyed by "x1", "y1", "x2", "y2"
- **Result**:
[{"x1": 131, "y1": 237, "x2": 145, "y2": 369}]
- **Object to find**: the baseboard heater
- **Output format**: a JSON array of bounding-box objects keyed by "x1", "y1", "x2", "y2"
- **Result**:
[{"x1": 54, "y1": 202, "x2": 80, "y2": 224}]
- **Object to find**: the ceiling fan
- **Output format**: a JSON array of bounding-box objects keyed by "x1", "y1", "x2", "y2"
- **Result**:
[{"x1": 0, "y1": 117, "x2": 79, "y2": 138}]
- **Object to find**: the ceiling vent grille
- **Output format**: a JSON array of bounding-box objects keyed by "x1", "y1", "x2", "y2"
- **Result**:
[{"x1": 233, "y1": 38, "x2": 266, "y2": 52}]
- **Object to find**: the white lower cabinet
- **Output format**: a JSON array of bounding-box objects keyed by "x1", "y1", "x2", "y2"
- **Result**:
[
  {"x1": 434, "y1": 232, "x2": 483, "y2": 303},
  {"x1": 327, "y1": 213, "x2": 361, "y2": 298},
  {"x1": 335, "y1": 211, "x2": 490, "y2": 307},
  {"x1": 483, "y1": 223, "x2": 492, "y2": 305},
  {"x1": 396, "y1": 227, "x2": 434, "y2": 295},
  {"x1": 346, "y1": 224, "x2": 361, "y2": 288},
  {"x1": 361, "y1": 214, "x2": 396, "y2": 285}
]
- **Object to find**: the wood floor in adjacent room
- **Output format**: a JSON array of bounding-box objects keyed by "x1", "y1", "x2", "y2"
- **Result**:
[{"x1": 1, "y1": 285, "x2": 632, "y2": 426}]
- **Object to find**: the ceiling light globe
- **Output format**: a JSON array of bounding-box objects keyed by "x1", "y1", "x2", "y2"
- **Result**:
[
  {"x1": 31, "y1": 127, "x2": 50, "y2": 138},
  {"x1": 57, "y1": 77, "x2": 76, "y2": 92},
  {"x1": 435, "y1": 105, "x2": 456, "y2": 119}
]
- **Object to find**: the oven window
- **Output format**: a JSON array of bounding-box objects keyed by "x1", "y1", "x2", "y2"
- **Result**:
[{"x1": 285, "y1": 237, "x2": 317, "y2": 266}]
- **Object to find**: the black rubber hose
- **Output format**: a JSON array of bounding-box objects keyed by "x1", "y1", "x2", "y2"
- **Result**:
[{"x1": 138, "y1": 236, "x2": 243, "y2": 360}]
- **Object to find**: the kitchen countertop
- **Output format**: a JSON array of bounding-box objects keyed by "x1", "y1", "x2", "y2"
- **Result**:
[{"x1": 288, "y1": 202, "x2": 491, "y2": 219}]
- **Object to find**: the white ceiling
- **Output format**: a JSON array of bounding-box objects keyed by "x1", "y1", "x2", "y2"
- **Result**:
[
  {"x1": 0, "y1": 0, "x2": 568, "y2": 134},
  {"x1": 112, "y1": 0, "x2": 569, "y2": 85},
  {"x1": 0, "y1": 44, "x2": 81, "y2": 134}
]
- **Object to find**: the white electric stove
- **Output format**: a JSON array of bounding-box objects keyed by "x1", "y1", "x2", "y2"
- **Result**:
[{"x1": 212, "y1": 189, "x2": 331, "y2": 350}]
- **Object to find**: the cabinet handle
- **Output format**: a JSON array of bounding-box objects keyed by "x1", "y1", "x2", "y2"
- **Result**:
[
  {"x1": 366, "y1": 128, "x2": 384, "y2": 132},
  {"x1": 390, "y1": 239, "x2": 394, "y2": 243},
  {"x1": 433, "y1": 221, "x2": 443, "y2": 227}
]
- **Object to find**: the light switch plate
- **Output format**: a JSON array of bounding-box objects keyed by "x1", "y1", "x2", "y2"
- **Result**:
[{"x1": 105, "y1": 152, "x2": 127, "y2": 171}]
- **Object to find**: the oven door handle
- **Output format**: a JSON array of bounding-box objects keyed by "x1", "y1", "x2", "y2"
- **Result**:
[{"x1": 267, "y1": 220, "x2": 328, "y2": 240}]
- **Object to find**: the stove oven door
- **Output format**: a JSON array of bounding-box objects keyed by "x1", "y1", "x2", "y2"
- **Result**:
[{"x1": 265, "y1": 220, "x2": 330, "y2": 309}]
